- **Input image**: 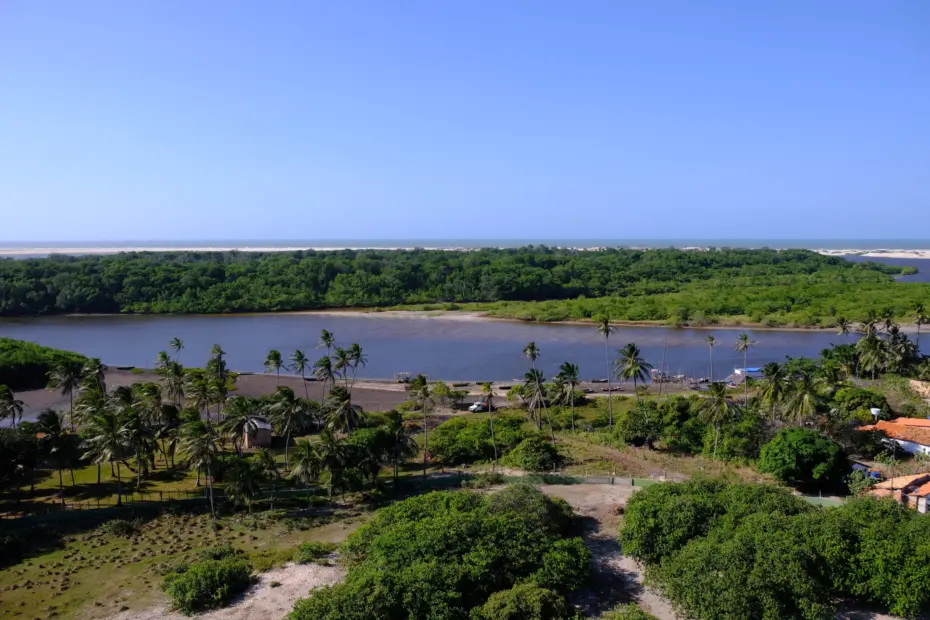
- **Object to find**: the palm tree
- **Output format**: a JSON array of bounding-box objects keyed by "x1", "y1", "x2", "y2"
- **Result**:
[
  {"x1": 705, "y1": 336, "x2": 716, "y2": 381},
  {"x1": 556, "y1": 363, "x2": 580, "y2": 432},
  {"x1": 268, "y1": 387, "x2": 309, "y2": 468},
  {"x1": 47, "y1": 362, "x2": 83, "y2": 431},
  {"x1": 881, "y1": 309, "x2": 897, "y2": 334},
  {"x1": 835, "y1": 317, "x2": 852, "y2": 339},
  {"x1": 36, "y1": 409, "x2": 72, "y2": 506},
  {"x1": 701, "y1": 382, "x2": 737, "y2": 458},
  {"x1": 616, "y1": 343, "x2": 653, "y2": 400},
  {"x1": 315, "y1": 429, "x2": 347, "y2": 502},
  {"x1": 164, "y1": 361, "x2": 185, "y2": 406},
  {"x1": 914, "y1": 303, "x2": 928, "y2": 351},
  {"x1": 208, "y1": 344, "x2": 228, "y2": 417},
  {"x1": 312, "y1": 355, "x2": 335, "y2": 401},
  {"x1": 325, "y1": 385, "x2": 365, "y2": 433},
  {"x1": 291, "y1": 350, "x2": 311, "y2": 399},
  {"x1": 347, "y1": 344, "x2": 367, "y2": 392},
  {"x1": 185, "y1": 371, "x2": 214, "y2": 423},
  {"x1": 479, "y1": 382, "x2": 499, "y2": 469},
  {"x1": 318, "y1": 329, "x2": 335, "y2": 353},
  {"x1": 384, "y1": 411, "x2": 418, "y2": 481},
  {"x1": 856, "y1": 335, "x2": 885, "y2": 380},
  {"x1": 83, "y1": 408, "x2": 127, "y2": 498},
  {"x1": 407, "y1": 375, "x2": 433, "y2": 476},
  {"x1": 332, "y1": 347, "x2": 352, "y2": 389},
  {"x1": 224, "y1": 458, "x2": 262, "y2": 514},
  {"x1": 0, "y1": 385, "x2": 24, "y2": 428},
  {"x1": 596, "y1": 315, "x2": 615, "y2": 427},
  {"x1": 155, "y1": 351, "x2": 171, "y2": 379},
  {"x1": 219, "y1": 397, "x2": 266, "y2": 456},
  {"x1": 861, "y1": 310, "x2": 880, "y2": 338},
  {"x1": 290, "y1": 439, "x2": 323, "y2": 508},
  {"x1": 82, "y1": 358, "x2": 107, "y2": 394},
  {"x1": 734, "y1": 333, "x2": 756, "y2": 406},
  {"x1": 179, "y1": 421, "x2": 219, "y2": 520},
  {"x1": 121, "y1": 407, "x2": 156, "y2": 491},
  {"x1": 522, "y1": 342, "x2": 554, "y2": 440},
  {"x1": 758, "y1": 362, "x2": 787, "y2": 423},
  {"x1": 170, "y1": 337, "x2": 184, "y2": 362},
  {"x1": 254, "y1": 448, "x2": 280, "y2": 509},
  {"x1": 784, "y1": 372, "x2": 823, "y2": 425},
  {"x1": 264, "y1": 350, "x2": 286, "y2": 386}
]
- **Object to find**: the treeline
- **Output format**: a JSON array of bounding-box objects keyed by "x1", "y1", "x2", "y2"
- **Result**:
[
  {"x1": 0, "y1": 247, "x2": 913, "y2": 317},
  {"x1": 0, "y1": 338, "x2": 88, "y2": 391},
  {"x1": 621, "y1": 481, "x2": 930, "y2": 619}
]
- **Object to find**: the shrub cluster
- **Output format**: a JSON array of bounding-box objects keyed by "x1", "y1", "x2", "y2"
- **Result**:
[
  {"x1": 430, "y1": 415, "x2": 528, "y2": 465},
  {"x1": 0, "y1": 338, "x2": 89, "y2": 391},
  {"x1": 621, "y1": 480, "x2": 930, "y2": 619},
  {"x1": 504, "y1": 436, "x2": 564, "y2": 472},
  {"x1": 293, "y1": 541, "x2": 336, "y2": 565},
  {"x1": 290, "y1": 485, "x2": 589, "y2": 619},
  {"x1": 162, "y1": 546, "x2": 253, "y2": 615}
]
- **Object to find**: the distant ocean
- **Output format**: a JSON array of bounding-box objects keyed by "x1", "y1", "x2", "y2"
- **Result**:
[{"x1": 2, "y1": 238, "x2": 930, "y2": 255}]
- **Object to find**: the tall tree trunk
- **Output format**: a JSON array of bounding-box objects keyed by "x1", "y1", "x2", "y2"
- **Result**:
[
  {"x1": 58, "y1": 468, "x2": 65, "y2": 507},
  {"x1": 743, "y1": 350, "x2": 749, "y2": 406},
  {"x1": 605, "y1": 338, "x2": 613, "y2": 428},
  {"x1": 713, "y1": 424, "x2": 719, "y2": 458},
  {"x1": 136, "y1": 448, "x2": 142, "y2": 490},
  {"x1": 570, "y1": 389, "x2": 575, "y2": 432},
  {"x1": 69, "y1": 390, "x2": 74, "y2": 432},
  {"x1": 116, "y1": 462, "x2": 123, "y2": 506},
  {"x1": 488, "y1": 407, "x2": 498, "y2": 472},
  {"x1": 423, "y1": 409, "x2": 429, "y2": 478},
  {"x1": 302, "y1": 371, "x2": 310, "y2": 400},
  {"x1": 207, "y1": 465, "x2": 216, "y2": 521},
  {"x1": 709, "y1": 347, "x2": 713, "y2": 382},
  {"x1": 284, "y1": 428, "x2": 291, "y2": 469},
  {"x1": 97, "y1": 463, "x2": 101, "y2": 487}
]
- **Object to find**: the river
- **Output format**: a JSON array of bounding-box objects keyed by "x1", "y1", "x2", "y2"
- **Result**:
[{"x1": 4, "y1": 312, "x2": 920, "y2": 383}]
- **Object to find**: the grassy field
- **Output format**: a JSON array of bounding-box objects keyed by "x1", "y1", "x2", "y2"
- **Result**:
[{"x1": 0, "y1": 501, "x2": 362, "y2": 620}]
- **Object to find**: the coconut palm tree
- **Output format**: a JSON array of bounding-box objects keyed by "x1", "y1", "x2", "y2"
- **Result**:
[
  {"x1": 913, "y1": 303, "x2": 928, "y2": 351},
  {"x1": 835, "y1": 317, "x2": 852, "y2": 339},
  {"x1": 705, "y1": 336, "x2": 716, "y2": 382},
  {"x1": 758, "y1": 362, "x2": 788, "y2": 423},
  {"x1": 208, "y1": 344, "x2": 228, "y2": 417},
  {"x1": 312, "y1": 355, "x2": 335, "y2": 401},
  {"x1": 701, "y1": 382, "x2": 737, "y2": 458},
  {"x1": 47, "y1": 362, "x2": 83, "y2": 431},
  {"x1": 269, "y1": 387, "x2": 311, "y2": 467},
  {"x1": 254, "y1": 448, "x2": 280, "y2": 509},
  {"x1": 0, "y1": 385, "x2": 24, "y2": 428},
  {"x1": 332, "y1": 347, "x2": 352, "y2": 389},
  {"x1": 881, "y1": 309, "x2": 897, "y2": 334},
  {"x1": 783, "y1": 371, "x2": 823, "y2": 425},
  {"x1": 185, "y1": 371, "x2": 214, "y2": 423},
  {"x1": 616, "y1": 343, "x2": 653, "y2": 400},
  {"x1": 860, "y1": 310, "x2": 880, "y2": 338},
  {"x1": 170, "y1": 337, "x2": 184, "y2": 362},
  {"x1": 479, "y1": 382, "x2": 499, "y2": 469},
  {"x1": 325, "y1": 385, "x2": 364, "y2": 434},
  {"x1": 264, "y1": 350, "x2": 286, "y2": 386},
  {"x1": 224, "y1": 458, "x2": 263, "y2": 514},
  {"x1": 557, "y1": 362, "x2": 580, "y2": 432},
  {"x1": 121, "y1": 407, "x2": 156, "y2": 491},
  {"x1": 36, "y1": 409, "x2": 72, "y2": 506},
  {"x1": 856, "y1": 335, "x2": 886, "y2": 380},
  {"x1": 179, "y1": 420, "x2": 219, "y2": 520},
  {"x1": 596, "y1": 315, "x2": 615, "y2": 427},
  {"x1": 291, "y1": 349, "x2": 311, "y2": 399},
  {"x1": 318, "y1": 329, "x2": 335, "y2": 352},
  {"x1": 522, "y1": 342, "x2": 554, "y2": 440},
  {"x1": 155, "y1": 351, "x2": 171, "y2": 380},
  {"x1": 290, "y1": 439, "x2": 323, "y2": 508},
  {"x1": 347, "y1": 344, "x2": 367, "y2": 392},
  {"x1": 164, "y1": 361, "x2": 186, "y2": 406},
  {"x1": 315, "y1": 428, "x2": 347, "y2": 502},
  {"x1": 83, "y1": 408, "x2": 127, "y2": 497},
  {"x1": 384, "y1": 411, "x2": 418, "y2": 481},
  {"x1": 734, "y1": 333, "x2": 756, "y2": 405},
  {"x1": 82, "y1": 358, "x2": 107, "y2": 394},
  {"x1": 219, "y1": 397, "x2": 266, "y2": 456}
]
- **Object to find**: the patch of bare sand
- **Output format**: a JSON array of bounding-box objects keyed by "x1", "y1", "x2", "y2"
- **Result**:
[
  {"x1": 539, "y1": 484, "x2": 680, "y2": 620},
  {"x1": 106, "y1": 562, "x2": 345, "y2": 620}
]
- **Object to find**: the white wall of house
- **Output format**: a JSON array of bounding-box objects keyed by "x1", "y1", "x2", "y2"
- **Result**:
[{"x1": 892, "y1": 438, "x2": 930, "y2": 456}]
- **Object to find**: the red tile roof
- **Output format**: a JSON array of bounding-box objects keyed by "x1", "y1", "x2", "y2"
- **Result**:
[{"x1": 860, "y1": 418, "x2": 930, "y2": 447}]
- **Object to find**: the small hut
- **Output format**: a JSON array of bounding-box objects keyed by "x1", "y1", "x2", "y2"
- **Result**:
[{"x1": 243, "y1": 417, "x2": 273, "y2": 449}]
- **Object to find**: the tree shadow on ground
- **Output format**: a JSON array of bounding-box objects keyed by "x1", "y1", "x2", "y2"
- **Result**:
[{"x1": 570, "y1": 514, "x2": 643, "y2": 616}]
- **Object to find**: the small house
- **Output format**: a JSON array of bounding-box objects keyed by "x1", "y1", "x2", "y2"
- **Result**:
[
  {"x1": 243, "y1": 417, "x2": 273, "y2": 449},
  {"x1": 859, "y1": 418, "x2": 930, "y2": 456},
  {"x1": 868, "y1": 473, "x2": 930, "y2": 513}
]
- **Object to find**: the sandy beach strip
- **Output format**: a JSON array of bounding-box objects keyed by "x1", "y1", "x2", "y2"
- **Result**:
[{"x1": 816, "y1": 249, "x2": 930, "y2": 259}]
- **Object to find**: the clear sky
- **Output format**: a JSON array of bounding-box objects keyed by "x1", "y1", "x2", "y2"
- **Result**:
[{"x1": 1, "y1": 1, "x2": 928, "y2": 242}]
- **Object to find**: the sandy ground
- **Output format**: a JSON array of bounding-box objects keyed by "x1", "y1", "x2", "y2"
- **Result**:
[
  {"x1": 817, "y1": 250, "x2": 930, "y2": 259},
  {"x1": 104, "y1": 561, "x2": 345, "y2": 620}
]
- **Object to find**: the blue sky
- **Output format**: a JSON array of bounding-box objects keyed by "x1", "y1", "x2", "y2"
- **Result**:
[{"x1": 1, "y1": 1, "x2": 928, "y2": 242}]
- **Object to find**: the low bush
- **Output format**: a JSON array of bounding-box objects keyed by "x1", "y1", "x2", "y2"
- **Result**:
[
  {"x1": 163, "y1": 556, "x2": 253, "y2": 615},
  {"x1": 758, "y1": 428, "x2": 847, "y2": 490},
  {"x1": 473, "y1": 583, "x2": 569, "y2": 619},
  {"x1": 431, "y1": 415, "x2": 528, "y2": 465},
  {"x1": 293, "y1": 541, "x2": 337, "y2": 564},
  {"x1": 504, "y1": 436, "x2": 563, "y2": 472},
  {"x1": 461, "y1": 471, "x2": 505, "y2": 489},
  {"x1": 99, "y1": 518, "x2": 142, "y2": 538},
  {"x1": 600, "y1": 604, "x2": 659, "y2": 620}
]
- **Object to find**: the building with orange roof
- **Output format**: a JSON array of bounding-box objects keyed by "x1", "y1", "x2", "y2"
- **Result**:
[
  {"x1": 859, "y1": 418, "x2": 930, "y2": 456},
  {"x1": 867, "y1": 473, "x2": 930, "y2": 513}
]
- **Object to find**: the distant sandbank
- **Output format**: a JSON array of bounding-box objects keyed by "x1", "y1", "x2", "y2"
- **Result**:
[{"x1": 816, "y1": 249, "x2": 930, "y2": 259}]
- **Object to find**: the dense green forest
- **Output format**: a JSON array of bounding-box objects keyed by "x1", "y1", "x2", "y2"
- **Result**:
[
  {"x1": 0, "y1": 338, "x2": 88, "y2": 391},
  {"x1": 0, "y1": 248, "x2": 922, "y2": 326}
]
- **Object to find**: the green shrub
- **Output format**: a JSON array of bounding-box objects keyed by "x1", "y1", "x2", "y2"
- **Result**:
[
  {"x1": 0, "y1": 338, "x2": 89, "y2": 391},
  {"x1": 504, "y1": 436, "x2": 563, "y2": 472},
  {"x1": 600, "y1": 604, "x2": 659, "y2": 620},
  {"x1": 758, "y1": 428, "x2": 847, "y2": 490},
  {"x1": 461, "y1": 471, "x2": 505, "y2": 489},
  {"x1": 99, "y1": 518, "x2": 142, "y2": 538},
  {"x1": 196, "y1": 544, "x2": 242, "y2": 562},
  {"x1": 293, "y1": 542, "x2": 336, "y2": 564},
  {"x1": 473, "y1": 583, "x2": 568, "y2": 619},
  {"x1": 163, "y1": 557, "x2": 253, "y2": 614},
  {"x1": 431, "y1": 415, "x2": 528, "y2": 465}
]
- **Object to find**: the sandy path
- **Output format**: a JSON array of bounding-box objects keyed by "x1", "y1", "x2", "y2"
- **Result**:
[{"x1": 106, "y1": 562, "x2": 345, "y2": 620}]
